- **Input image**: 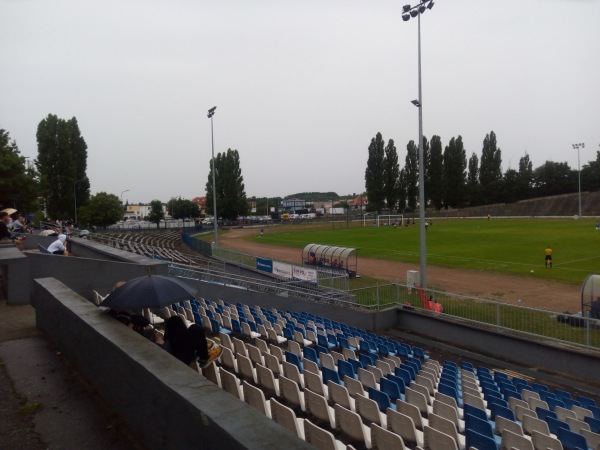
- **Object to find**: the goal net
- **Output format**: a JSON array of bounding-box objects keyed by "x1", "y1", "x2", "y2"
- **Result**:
[{"x1": 376, "y1": 214, "x2": 404, "y2": 228}]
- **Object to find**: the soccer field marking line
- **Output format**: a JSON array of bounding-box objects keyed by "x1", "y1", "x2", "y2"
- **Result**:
[{"x1": 553, "y1": 255, "x2": 600, "y2": 267}]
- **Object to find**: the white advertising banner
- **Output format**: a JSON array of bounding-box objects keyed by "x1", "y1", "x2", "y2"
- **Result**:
[
  {"x1": 292, "y1": 265, "x2": 318, "y2": 284},
  {"x1": 272, "y1": 261, "x2": 293, "y2": 279}
]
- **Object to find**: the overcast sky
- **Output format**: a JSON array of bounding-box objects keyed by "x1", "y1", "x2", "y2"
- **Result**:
[{"x1": 1, "y1": 0, "x2": 599, "y2": 204}]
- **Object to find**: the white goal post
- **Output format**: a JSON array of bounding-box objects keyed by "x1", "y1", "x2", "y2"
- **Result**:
[{"x1": 362, "y1": 213, "x2": 405, "y2": 227}]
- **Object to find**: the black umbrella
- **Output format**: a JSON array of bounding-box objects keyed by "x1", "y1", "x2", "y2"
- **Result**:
[{"x1": 100, "y1": 275, "x2": 197, "y2": 310}]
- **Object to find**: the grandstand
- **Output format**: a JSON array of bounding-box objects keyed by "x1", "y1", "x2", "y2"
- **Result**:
[
  {"x1": 431, "y1": 191, "x2": 600, "y2": 218},
  {"x1": 89, "y1": 229, "x2": 219, "y2": 268},
  {"x1": 162, "y1": 297, "x2": 600, "y2": 450},
  {"x1": 4, "y1": 234, "x2": 600, "y2": 449}
]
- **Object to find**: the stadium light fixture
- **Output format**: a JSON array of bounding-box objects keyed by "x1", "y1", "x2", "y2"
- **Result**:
[
  {"x1": 572, "y1": 143, "x2": 584, "y2": 217},
  {"x1": 208, "y1": 106, "x2": 218, "y2": 247},
  {"x1": 402, "y1": 0, "x2": 435, "y2": 290}
]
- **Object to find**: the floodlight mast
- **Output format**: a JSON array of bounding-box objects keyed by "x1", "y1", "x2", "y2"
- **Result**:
[
  {"x1": 572, "y1": 143, "x2": 584, "y2": 217},
  {"x1": 403, "y1": 0, "x2": 434, "y2": 290},
  {"x1": 208, "y1": 106, "x2": 218, "y2": 247}
]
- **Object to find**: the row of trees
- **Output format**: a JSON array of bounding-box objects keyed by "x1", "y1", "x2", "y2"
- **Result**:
[{"x1": 365, "y1": 130, "x2": 600, "y2": 212}]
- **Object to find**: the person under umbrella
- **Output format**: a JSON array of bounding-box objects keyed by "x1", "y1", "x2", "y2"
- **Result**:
[{"x1": 157, "y1": 316, "x2": 222, "y2": 369}]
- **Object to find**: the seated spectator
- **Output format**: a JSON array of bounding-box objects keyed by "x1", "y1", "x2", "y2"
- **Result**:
[
  {"x1": 10, "y1": 214, "x2": 26, "y2": 233},
  {"x1": 47, "y1": 234, "x2": 69, "y2": 255},
  {"x1": 160, "y1": 316, "x2": 222, "y2": 369},
  {"x1": 0, "y1": 212, "x2": 24, "y2": 250},
  {"x1": 115, "y1": 311, "x2": 153, "y2": 338},
  {"x1": 40, "y1": 226, "x2": 60, "y2": 237}
]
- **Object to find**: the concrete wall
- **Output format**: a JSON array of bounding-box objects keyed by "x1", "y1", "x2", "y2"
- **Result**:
[
  {"x1": 396, "y1": 309, "x2": 600, "y2": 385},
  {"x1": 32, "y1": 278, "x2": 311, "y2": 450},
  {"x1": 1, "y1": 238, "x2": 167, "y2": 305}
]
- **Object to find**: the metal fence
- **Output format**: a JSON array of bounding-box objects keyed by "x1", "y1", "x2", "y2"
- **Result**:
[{"x1": 346, "y1": 281, "x2": 600, "y2": 349}]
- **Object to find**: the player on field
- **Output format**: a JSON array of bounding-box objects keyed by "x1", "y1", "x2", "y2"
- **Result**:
[{"x1": 544, "y1": 245, "x2": 553, "y2": 268}]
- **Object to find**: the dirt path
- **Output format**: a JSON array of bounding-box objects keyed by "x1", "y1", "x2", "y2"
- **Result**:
[{"x1": 219, "y1": 228, "x2": 581, "y2": 313}]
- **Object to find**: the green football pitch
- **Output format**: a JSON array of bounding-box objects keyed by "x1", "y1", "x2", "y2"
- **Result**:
[{"x1": 249, "y1": 219, "x2": 600, "y2": 285}]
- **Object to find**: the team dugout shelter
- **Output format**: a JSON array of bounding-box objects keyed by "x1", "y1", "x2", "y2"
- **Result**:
[{"x1": 302, "y1": 243, "x2": 358, "y2": 278}]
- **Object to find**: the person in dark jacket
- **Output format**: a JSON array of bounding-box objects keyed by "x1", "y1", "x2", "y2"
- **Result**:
[{"x1": 162, "y1": 316, "x2": 222, "y2": 369}]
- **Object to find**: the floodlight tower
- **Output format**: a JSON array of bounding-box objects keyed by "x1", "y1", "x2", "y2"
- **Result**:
[
  {"x1": 208, "y1": 106, "x2": 218, "y2": 246},
  {"x1": 403, "y1": 0, "x2": 434, "y2": 289},
  {"x1": 572, "y1": 143, "x2": 584, "y2": 217}
]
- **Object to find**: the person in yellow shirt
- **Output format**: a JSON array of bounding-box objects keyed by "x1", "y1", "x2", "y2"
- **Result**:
[{"x1": 545, "y1": 245, "x2": 553, "y2": 268}]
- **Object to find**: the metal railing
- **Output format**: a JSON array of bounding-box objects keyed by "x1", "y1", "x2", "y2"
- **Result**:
[{"x1": 347, "y1": 281, "x2": 600, "y2": 349}]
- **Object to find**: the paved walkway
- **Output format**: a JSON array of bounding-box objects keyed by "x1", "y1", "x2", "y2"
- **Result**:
[{"x1": 0, "y1": 295, "x2": 145, "y2": 450}]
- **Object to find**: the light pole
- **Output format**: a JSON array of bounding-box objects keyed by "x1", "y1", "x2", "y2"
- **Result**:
[
  {"x1": 404, "y1": 0, "x2": 434, "y2": 289},
  {"x1": 74, "y1": 178, "x2": 85, "y2": 228},
  {"x1": 207, "y1": 106, "x2": 218, "y2": 247},
  {"x1": 120, "y1": 189, "x2": 130, "y2": 219},
  {"x1": 572, "y1": 143, "x2": 584, "y2": 217}
]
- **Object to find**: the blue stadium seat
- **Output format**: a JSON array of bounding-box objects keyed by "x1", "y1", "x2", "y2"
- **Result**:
[
  {"x1": 504, "y1": 390, "x2": 523, "y2": 402},
  {"x1": 327, "y1": 334, "x2": 338, "y2": 349},
  {"x1": 461, "y1": 361, "x2": 475, "y2": 372},
  {"x1": 589, "y1": 405, "x2": 600, "y2": 420},
  {"x1": 553, "y1": 389, "x2": 572, "y2": 402},
  {"x1": 394, "y1": 367, "x2": 412, "y2": 386},
  {"x1": 400, "y1": 364, "x2": 416, "y2": 381},
  {"x1": 561, "y1": 397, "x2": 581, "y2": 409},
  {"x1": 557, "y1": 427, "x2": 588, "y2": 450},
  {"x1": 490, "y1": 403, "x2": 515, "y2": 421},
  {"x1": 380, "y1": 378, "x2": 404, "y2": 403},
  {"x1": 584, "y1": 416, "x2": 600, "y2": 433},
  {"x1": 487, "y1": 396, "x2": 509, "y2": 410},
  {"x1": 544, "y1": 417, "x2": 569, "y2": 436},
  {"x1": 464, "y1": 405, "x2": 488, "y2": 422},
  {"x1": 322, "y1": 367, "x2": 342, "y2": 386},
  {"x1": 532, "y1": 382, "x2": 549, "y2": 393},
  {"x1": 386, "y1": 374, "x2": 406, "y2": 395},
  {"x1": 285, "y1": 351, "x2": 304, "y2": 374},
  {"x1": 359, "y1": 353, "x2": 377, "y2": 368},
  {"x1": 546, "y1": 397, "x2": 566, "y2": 412},
  {"x1": 535, "y1": 407, "x2": 557, "y2": 422},
  {"x1": 210, "y1": 318, "x2": 231, "y2": 335},
  {"x1": 338, "y1": 336, "x2": 356, "y2": 351},
  {"x1": 338, "y1": 360, "x2": 357, "y2": 380},
  {"x1": 283, "y1": 327, "x2": 294, "y2": 341},
  {"x1": 317, "y1": 334, "x2": 335, "y2": 350},
  {"x1": 412, "y1": 347, "x2": 429, "y2": 361},
  {"x1": 465, "y1": 429, "x2": 498, "y2": 450},
  {"x1": 577, "y1": 395, "x2": 597, "y2": 410},
  {"x1": 315, "y1": 345, "x2": 329, "y2": 356},
  {"x1": 231, "y1": 319, "x2": 243, "y2": 334},
  {"x1": 368, "y1": 387, "x2": 395, "y2": 413},
  {"x1": 438, "y1": 383, "x2": 462, "y2": 409},
  {"x1": 360, "y1": 340, "x2": 378, "y2": 355},
  {"x1": 348, "y1": 358, "x2": 363, "y2": 374},
  {"x1": 303, "y1": 346, "x2": 319, "y2": 366}
]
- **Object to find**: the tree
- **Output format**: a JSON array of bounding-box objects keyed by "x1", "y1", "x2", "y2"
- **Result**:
[
  {"x1": 443, "y1": 136, "x2": 467, "y2": 208},
  {"x1": 533, "y1": 161, "x2": 576, "y2": 197},
  {"x1": 77, "y1": 192, "x2": 122, "y2": 228},
  {"x1": 205, "y1": 149, "x2": 249, "y2": 220},
  {"x1": 364, "y1": 133, "x2": 386, "y2": 213},
  {"x1": 467, "y1": 152, "x2": 480, "y2": 206},
  {"x1": 581, "y1": 151, "x2": 600, "y2": 192},
  {"x1": 167, "y1": 197, "x2": 201, "y2": 219},
  {"x1": 517, "y1": 152, "x2": 534, "y2": 200},
  {"x1": 148, "y1": 200, "x2": 165, "y2": 228},
  {"x1": 502, "y1": 169, "x2": 519, "y2": 203},
  {"x1": 479, "y1": 131, "x2": 502, "y2": 204},
  {"x1": 0, "y1": 129, "x2": 39, "y2": 213},
  {"x1": 427, "y1": 135, "x2": 444, "y2": 210},
  {"x1": 383, "y1": 139, "x2": 400, "y2": 211},
  {"x1": 404, "y1": 140, "x2": 419, "y2": 212},
  {"x1": 36, "y1": 114, "x2": 90, "y2": 219}
]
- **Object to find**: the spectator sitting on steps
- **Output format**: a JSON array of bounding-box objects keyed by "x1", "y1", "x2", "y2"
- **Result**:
[{"x1": 47, "y1": 234, "x2": 70, "y2": 255}]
